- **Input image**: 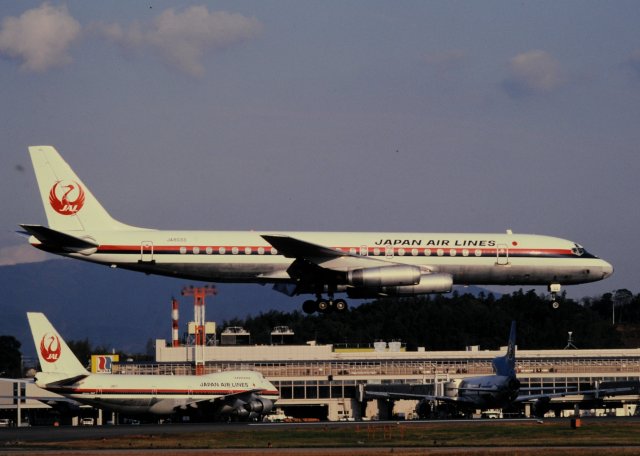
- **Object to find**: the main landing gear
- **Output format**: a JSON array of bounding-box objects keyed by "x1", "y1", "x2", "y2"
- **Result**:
[
  {"x1": 302, "y1": 296, "x2": 349, "y2": 314},
  {"x1": 549, "y1": 283, "x2": 561, "y2": 309}
]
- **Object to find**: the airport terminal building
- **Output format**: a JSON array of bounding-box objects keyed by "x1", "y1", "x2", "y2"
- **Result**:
[
  {"x1": 2, "y1": 338, "x2": 640, "y2": 424},
  {"x1": 147, "y1": 340, "x2": 640, "y2": 420}
]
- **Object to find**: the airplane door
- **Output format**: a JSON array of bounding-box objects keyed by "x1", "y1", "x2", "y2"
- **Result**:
[
  {"x1": 496, "y1": 244, "x2": 509, "y2": 265},
  {"x1": 140, "y1": 241, "x2": 154, "y2": 263}
]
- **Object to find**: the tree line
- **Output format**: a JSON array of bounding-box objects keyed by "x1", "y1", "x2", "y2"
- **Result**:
[
  {"x1": 223, "y1": 289, "x2": 640, "y2": 350},
  {"x1": 2, "y1": 288, "x2": 638, "y2": 377}
]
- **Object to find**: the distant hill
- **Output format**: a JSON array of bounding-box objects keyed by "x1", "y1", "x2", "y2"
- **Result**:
[
  {"x1": 0, "y1": 259, "x2": 494, "y2": 358},
  {"x1": 0, "y1": 259, "x2": 299, "y2": 356}
]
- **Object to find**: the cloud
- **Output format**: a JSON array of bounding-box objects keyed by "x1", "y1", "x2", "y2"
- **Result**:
[
  {"x1": 96, "y1": 6, "x2": 263, "y2": 77},
  {"x1": 0, "y1": 244, "x2": 48, "y2": 266},
  {"x1": 502, "y1": 50, "x2": 566, "y2": 98},
  {"x1": 0, "y1": 3, "x2": 81, "y2": 72}
]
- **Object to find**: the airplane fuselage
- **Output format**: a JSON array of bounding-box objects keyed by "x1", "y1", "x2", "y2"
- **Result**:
[
  {"x1": 456, "y1": 375, "x2": 520, "y2": 409},
  {"x1": 31, "y1": 230, "x2": 613, "y2": 288},
  {"x1": 36, "y1": 370, "x2": 278, "y2": 415},
  {"x1": 23, "y1": 146, "x2": 614, "y2": 311}
]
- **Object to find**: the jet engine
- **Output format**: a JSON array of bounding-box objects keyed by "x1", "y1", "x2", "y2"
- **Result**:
[
  {"x1": 216, "y1": 394, "x2": 274, "y2": 421},
  {"x1": 244, "y1": 396, "x2": 274, "y2": 415},
  {"x1": 346, "y1": 273, "x2": 452, "y2": 298},
  {"x1": 385, "y1": 273, "x2": 453, "y2": 295},
  {"x1": 444, "y1": 379, "x2": 462, "y2": 398},
  {"x1": 347, "y1": 265, "x2": 421, "y2": 287}
]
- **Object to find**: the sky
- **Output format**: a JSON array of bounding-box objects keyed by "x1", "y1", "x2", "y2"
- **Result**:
[{"x1": 1, "y1": 1, "x2": 639, "y2": 301}]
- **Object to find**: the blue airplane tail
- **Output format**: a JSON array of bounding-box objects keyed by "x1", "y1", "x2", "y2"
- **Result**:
[{"x1": 492, "y1": 321, "x2": 516, "y2": 377}]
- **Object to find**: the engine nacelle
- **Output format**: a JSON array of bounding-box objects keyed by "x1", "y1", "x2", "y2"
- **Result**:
[
  {"x1": 346, "y1": 273, "x2": 452, "y2": 298},
  {"x1": 244, "y1": 397, "x2": 274, "y2": 415},
  {"x1": 347, "y1": 265, "x2": 421, "y2": 287},
  {"x1": 386, "y1": 273, "x2": 453, "y2": 295},
  {"x1": 444, "y1": 379, "x2": 461, "y2": 398}
]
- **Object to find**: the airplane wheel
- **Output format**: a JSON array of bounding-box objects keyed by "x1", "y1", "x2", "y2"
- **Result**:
[
  {"x1": 552, "y1": 301, "x2": 560, "y2": 309},
  {"x1": 302, "y1": 300, "x2": 317, "y2": 314},
  {"x1": 317, "y1": 300, "x2": 330, "y2": 313},
  {"x1": 334, "y1": 299, "x2": 348, "y2": 312}
]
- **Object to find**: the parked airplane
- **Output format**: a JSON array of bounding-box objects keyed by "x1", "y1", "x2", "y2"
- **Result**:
[
  {"x1": 22, "y1": 146, "x2": 613, "y2": 313},
  {"x1": 27, "y1": 312, "x2": 278, "y2": 420},
  {"x1": 365, "y1": 322, "x2": 633, "y2": 418}
]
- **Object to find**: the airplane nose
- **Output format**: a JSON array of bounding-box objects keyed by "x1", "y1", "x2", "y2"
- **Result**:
[{"x1": 601, "y1": 261, "x2": 614, "y2": 279}]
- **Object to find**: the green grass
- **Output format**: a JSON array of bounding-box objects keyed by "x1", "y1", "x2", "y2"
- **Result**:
[{"x1": 13, "y1": 420, "x2": 640, "y2": 454}]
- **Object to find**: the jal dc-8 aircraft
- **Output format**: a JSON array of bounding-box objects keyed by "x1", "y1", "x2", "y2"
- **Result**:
[
  {"x1": 27, "y1": 312, "x2": 278, "y2": 420},
  {"x1": 22, "y1": 146, "x2": 613, "y2": 313}
]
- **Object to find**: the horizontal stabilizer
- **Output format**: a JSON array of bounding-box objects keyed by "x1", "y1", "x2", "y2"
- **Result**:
[
  {"x1": 21, "y1": 224, "x2": 99, "y2": 254},
  {"x1": 43, "y1": 374, "x2": 89, "y2": 388}
]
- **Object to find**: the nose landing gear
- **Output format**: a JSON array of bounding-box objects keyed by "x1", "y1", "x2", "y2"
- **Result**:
[{"x1": 549, "y1": 283, "x2": 562, "y2": 309}]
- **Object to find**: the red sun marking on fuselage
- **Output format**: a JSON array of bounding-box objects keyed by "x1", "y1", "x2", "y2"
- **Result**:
[{"x1": 49, "y1": 180, "x2": 85, "y2": 215}]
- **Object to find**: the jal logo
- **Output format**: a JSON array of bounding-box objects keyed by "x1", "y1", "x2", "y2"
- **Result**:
[
  {"x1": 40, "y1": 333, "x2": 61, "y2": 363},
  {"x1": 49, "y1": 180, "x2": 85, "y2": 215}
]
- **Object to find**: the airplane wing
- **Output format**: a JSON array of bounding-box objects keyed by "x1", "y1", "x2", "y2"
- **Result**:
[
  {"x1": 514, "y1": 385, "x2": 637, "y2": 403},
  {"x1": 182, "y1": 389, "x2": 275, "y2": 420},
  {"x1": 20, "y1": 224, "x2": 98, "y2": 254},
  {"x1": 363, "y1": 390, "x2": 473, "y2": 405},
  {"x1": 261, "y1": 234, "x2": 394, "y2": 270}
]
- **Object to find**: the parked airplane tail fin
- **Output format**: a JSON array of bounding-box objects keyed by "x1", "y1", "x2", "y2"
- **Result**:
[
  {"x1": 492, "y1": 321, "x2": 517, "y2": 377},
  {"x1": 27, "y1": 312, "x2": 88, "y2": 377},
  {"x1": 28, "y1": 146, "x2": 139, "y2": 232}
]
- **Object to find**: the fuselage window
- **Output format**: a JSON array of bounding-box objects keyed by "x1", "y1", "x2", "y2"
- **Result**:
[
  {"x1": 462, "y1": 249, "x2": 469, "y2": 257},
  {"x1": 179, "y1": 246, "x2": 187, "y2": 254},
  {"x1": 373, "y1": 247, "x2": 380, "y2": 256},
  {"x1": 424, "y1": 248, "x2": 431, "y2": 256},
  {"x1": 219, "y1": 247, "x2": 226, "y2": 255},
  {"x1": 270, "y1": 248, "x2": 278, "y2": 255},
  {"x1": 411, "y1": 248, "x2": 419, "y2": 256},
  {"x1": 245, "y1": 247, "x2": 252, "y2": 255},
  {"x1": 474, "y1": 249, "x2": 482, "y2": 257},
  {"x1": 232, "y1": 247, "x2": 239, "y2": 255},
  {"x1": 350, "y1": 247, "x2": 357, "y2": 255},
  {"x1": 193, "y1": 247, "x2": 200, "y2": 254},
  {"x1": 398, "y1": 248, "x2": 405, "y2": 256},
  {"x1": 437, "y1": 249, "x2": 444, "y2": 257},
  {"x1": 206, "y1": 247, "x2": 213, "y2": 255},
  {"x1": 258, "y1": 247, "x2": 265, "y2": 255}
]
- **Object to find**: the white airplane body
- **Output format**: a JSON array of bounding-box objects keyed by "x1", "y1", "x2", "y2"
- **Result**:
[
  {"x1": 22, "y1": 146, "x2": 613, "y2": 312},
  {"x1": 366, "y1": 322, "x2": 634, "y2": 416},
  {"x1": 27, "y1": 312, "x2": 278, "y2": 418}
]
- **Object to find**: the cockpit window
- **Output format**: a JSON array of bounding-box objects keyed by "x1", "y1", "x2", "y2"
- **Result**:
[{"x1": 571, "y1": 244, "x2": 585, "y2": 256}]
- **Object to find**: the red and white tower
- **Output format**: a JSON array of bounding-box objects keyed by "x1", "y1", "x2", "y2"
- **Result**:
[
  {"x1": 171, "y1": 298, "x2": 180, "y2": 348},
  {"x1": 181, "y1": 285, "x2": 217, "y2": 375}
]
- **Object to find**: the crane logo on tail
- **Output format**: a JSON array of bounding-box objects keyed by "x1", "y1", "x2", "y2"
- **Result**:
[
  {"x1": 40, "y1": 333, "x2": 61, "y2": 363},
  {"x1": 49, "y1": 180, "x2": 85, "y2": 215}
]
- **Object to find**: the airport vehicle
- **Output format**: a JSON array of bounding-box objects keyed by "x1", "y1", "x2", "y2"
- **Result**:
[
  {"x1": 22, "y1": 146, "x2": 613, "y2": 312},
  {"x1": 27, "y1": 312, "x2": 278, "y2": 420},
  {"x1": 365, "y1": 322, "x2": 633, "y2": 418}
]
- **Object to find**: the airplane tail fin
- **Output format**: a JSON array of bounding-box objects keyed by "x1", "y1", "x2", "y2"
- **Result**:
[
  {"x1": 492, "y1": 321, "x2": 516, "y2": 377},
  {"x1": 27, "y1": 312, "x2": 88, "y2": 377},
  {"x1": 28, "y1": 146, "x2": 139, "y2": 232}
]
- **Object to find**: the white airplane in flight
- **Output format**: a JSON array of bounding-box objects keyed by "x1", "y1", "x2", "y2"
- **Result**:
[
  {"x1": 22, "y1": 146, "x2": 613, "y2": 313},
  {"x1": 27, "y1": 312, "x2": 278, "y2": 420}
]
